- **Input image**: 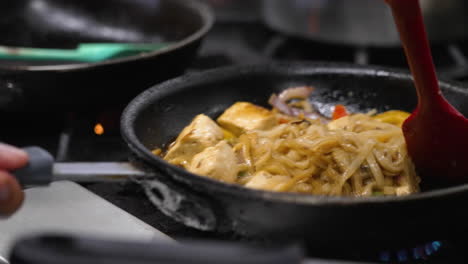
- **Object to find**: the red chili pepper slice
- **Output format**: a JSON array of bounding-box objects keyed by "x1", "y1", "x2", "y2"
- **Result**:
[{"x1": 332, "y1": 105, "x2": 349, "y2": 120}]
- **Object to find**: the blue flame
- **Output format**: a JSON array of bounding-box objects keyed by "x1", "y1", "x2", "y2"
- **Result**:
[
  {"x1": 397, "y1": 250, "x2": 408, "y2": 262},
  {"x1": 379, "y1": 251, "x2": 391, "y2": 262},
  {"x1": 379, "y1": 241, "x2": 443, "y2": 262},
  {"x1": 432, "y1": 241, "x2": 442, "y2": 251},
  {"x1": 412, "y1": 246, "x2": 424, "y2": 260}
]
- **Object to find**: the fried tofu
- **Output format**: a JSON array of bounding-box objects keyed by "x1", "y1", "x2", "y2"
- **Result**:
[
  {"x1": 189, "y1": 141, "x2": 239, "y2": 183},
  {"x1": 396, "y1": 186, "x2": 411, "y2": 196},
  {"x1": 164, "y1": 114, "x2": 224, "y2": 166},
  {"x1": 217, "y1": 102, "x2": 277, "y2": 136},
  {"x1": 327, "y1": 116, "x2": 351, "y2": 131},
  {"x1": 245, "y1": 171, "x2": 291, "y2": 191}
]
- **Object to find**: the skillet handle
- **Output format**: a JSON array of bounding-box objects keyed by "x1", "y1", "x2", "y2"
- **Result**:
[
  {"x1": 10, "y1": 233, "x2": 304, "y2": 264},
  {"x1": 13, "y1": 146, "x2": 54, "y2": 187}
]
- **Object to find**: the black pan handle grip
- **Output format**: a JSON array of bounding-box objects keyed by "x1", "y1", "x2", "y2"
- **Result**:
[
  {"x1": 13, "y1": 146, "x2": 54, "y2": 187},
  {"x1": 10, "y1": 233, "x2": 304, "y2": 264}
]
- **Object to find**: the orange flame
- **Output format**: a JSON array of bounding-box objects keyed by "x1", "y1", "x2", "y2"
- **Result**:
[{"x1": 94, "y1": 123, "x2": 104, "y2": 135}]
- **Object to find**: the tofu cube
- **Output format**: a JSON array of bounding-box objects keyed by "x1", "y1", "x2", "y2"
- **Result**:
[
  {"x1": 327, "y1": 116, "x2": 351, "y2": 131},
  {"x1": 189, "y1": 141, "x2": 239, "y2": 183},
  {"x1": 217, "y1": 102, "x2": 277, "y2": 136},
  {"x1": 395, "y1": 186, "x2": 411, "y2": 196},
  {"x1": 164, "y1": 114, "x2": 223, "y2": 166},
  {"x1": 245, "y1": 171, "x2": 291, "y2": 191}
]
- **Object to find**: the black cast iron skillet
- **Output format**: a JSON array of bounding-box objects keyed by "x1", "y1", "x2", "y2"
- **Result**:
[
  {"x1": 0, "y1": 0, "x2": 213, "y2": 112},
  {"x1": 121, "y1": 63, "x2": 468, "y2": 256}
]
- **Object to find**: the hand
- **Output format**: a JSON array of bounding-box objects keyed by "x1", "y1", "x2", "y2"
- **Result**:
[{"x1": 0, "y1": 143, "x2": 28, "y2": 216}]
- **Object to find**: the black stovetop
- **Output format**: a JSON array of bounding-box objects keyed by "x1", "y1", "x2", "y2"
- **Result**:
[{"x1": 3, "y1": 7, "x2": 468, "y2": 263}]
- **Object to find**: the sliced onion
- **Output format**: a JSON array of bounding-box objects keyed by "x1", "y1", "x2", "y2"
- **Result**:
[
  {"x1": 268, "y1": 94, "x2": 294, "y2": 116},
  {"x1": 304, "y1": 112, "x2": 323, "y2": 120},
  {"x1": 278, "y1": 86, "x2": 314, "y2": 102},
  {"x1": 269, "y1": 86, "x2": 329, "y2": 122}
]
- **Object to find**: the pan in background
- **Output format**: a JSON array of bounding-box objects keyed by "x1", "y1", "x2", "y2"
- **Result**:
[
  {"x1": 261, "y1": 0, "x2": 468, "y2": 47},
  {"x1": 121, "y1": 63, "x2": 468, "y2": 257},
  {"x1": 0, "y1": 0, "x2": 213, "y2": 112}
]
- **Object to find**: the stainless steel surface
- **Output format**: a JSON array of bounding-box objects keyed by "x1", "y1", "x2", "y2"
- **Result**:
[
  {"x1": 53, "y1": 162, "x2": 152, "y2": 182},
  {"x1": 0, "y1": 181, "x2": 172, "y2": 262},
  {"x1": 262, "y1": 0, "x2": 468, "y2": 46}
]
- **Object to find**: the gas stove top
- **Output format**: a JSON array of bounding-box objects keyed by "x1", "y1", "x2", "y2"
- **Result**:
[{"x1": 2, "y1": 3, "x2": 468, "y2": 263}]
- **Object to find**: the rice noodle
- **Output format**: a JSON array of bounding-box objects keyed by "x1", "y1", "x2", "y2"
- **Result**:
[
  {"x1": 162, "y1": 92, "x2": 420, "y2": 197},
  {"x1": 229, "y1": 113, "x2": 419, "y2": 196}
]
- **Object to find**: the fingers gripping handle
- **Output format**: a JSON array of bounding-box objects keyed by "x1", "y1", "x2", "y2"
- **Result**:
[{"x1": 14, "y1": 147, "x2": 54, "y2": 187}]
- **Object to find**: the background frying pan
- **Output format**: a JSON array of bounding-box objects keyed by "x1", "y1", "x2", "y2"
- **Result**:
[
  {"x1": 121, "y1": 63, "x2": 468, "y2": 257},
  {"x1": 261, "y1": 0, "x2": 468, "y2": 47},
  {"x1": 0, "y1": 0, "x2": 213, "y2": 112}
]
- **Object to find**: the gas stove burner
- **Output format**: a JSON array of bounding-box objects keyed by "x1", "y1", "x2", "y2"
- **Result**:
[
  {"x1": 264, "y1": 35, "x2": 468, "y2": 81},
  {"x1": 379, "y1": 241, "x2": 442, "y2": 262}
]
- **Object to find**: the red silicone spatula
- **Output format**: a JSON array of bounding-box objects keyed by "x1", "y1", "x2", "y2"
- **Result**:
[{"x1": 386, "y1": 0, "x2": 468, "y2": 182}]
